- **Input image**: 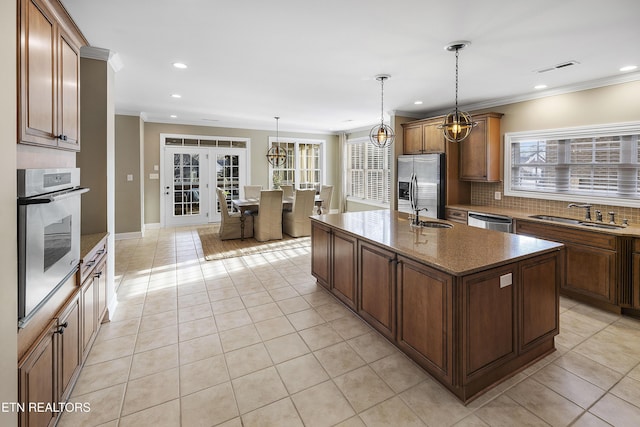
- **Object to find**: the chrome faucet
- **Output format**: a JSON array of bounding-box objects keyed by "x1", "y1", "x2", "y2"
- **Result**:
[
  {"x1": 595, "y1": 210, "x2": 603, "y2": 222},
  {"x1": 413, "y1": 207, "x2": 428, "y2": 225},
  {"x1": 568, "y1": 203, "x2": 592, "y2": 221}
]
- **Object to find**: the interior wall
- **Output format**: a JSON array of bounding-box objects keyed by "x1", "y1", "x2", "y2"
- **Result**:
[
  {"x1": 1, "y1": 0, "x2": 18, "y2": 423},
  {"x1": 77, "y1": 58, "x2": 108, "y2": 234},
  {"x1": 142, "y1": 122, "x2": 339, "y2": 225},
  {"x1": 115, "y1": 115, "x2": 142, "y2": 234},
  {"x1": 471, "y1": 80, "x2": 640, "y2": 216}
]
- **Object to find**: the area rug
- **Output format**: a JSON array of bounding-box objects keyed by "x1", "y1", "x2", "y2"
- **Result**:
[{"x1": 197, "y1": 225, "x2": 311, "y2": 261}]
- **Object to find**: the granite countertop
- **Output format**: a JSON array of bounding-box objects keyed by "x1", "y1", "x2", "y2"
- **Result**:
[
  {"x1": 448, "y1": 204, "x2": 640, "y2": 238},
  {"x1": 311, "y1": 210, "x2": 562, "y2": 276},
  {"x1": 80, "y1": 232, "x2": 109, "y2": 260}
]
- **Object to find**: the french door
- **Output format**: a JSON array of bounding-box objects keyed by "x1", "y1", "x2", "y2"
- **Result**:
[
  {"x1": 164, "y1": 147, "x2": 208, "y2": 227},
  {"x1": 163, "y1": 146, "x2": 248, "y2": 226}
]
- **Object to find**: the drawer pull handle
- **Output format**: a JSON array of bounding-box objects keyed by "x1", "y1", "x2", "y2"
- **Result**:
[
  {"x1": 54, "y1": 322, "x2": 68, "y2": 335},
  {"x1": 93, "y1": 271, "x2": 103, "y2": 279},
  {"x1": 85, "y1": 260, "x2": 96, "y2": 268},
  {"x1": 96, "y1": 249, "x2": 105, "y2": 255}
]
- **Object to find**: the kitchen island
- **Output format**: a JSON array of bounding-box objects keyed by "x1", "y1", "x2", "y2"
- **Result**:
[{"x1": 311, "y1": 210, "x2": 563, "y2": 403}]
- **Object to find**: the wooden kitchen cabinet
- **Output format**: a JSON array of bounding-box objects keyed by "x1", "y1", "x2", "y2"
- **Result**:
[
  {"x1": 397, "y1": 256, "x2": 453, "y2": 383},
  {"x1": 402, "y1": 117, "x2": 445, "y2": 154},
  {"x1": 18, "y1": 0, "x2": 86, "y2": 150},
  {"x1": 459, "y1": 112, "x2": 503, "y2": 182},
  {"x1": 79, "y1": 234, "x2": 109, "y2": 359},
  {"x1": 332, "y1": 231, "x2": 357, "y2": 310},
  {"x1": 633, "y1": 239, "x2": 640, "y2": 309},
  {"x1": 358, "y1": 241, "x2": 396, "y2": 340},
  {"x1": 517, "y1": 220, "x2": 622, "y2": 310},
  {"x1": 57, "y1": 294, "x2": 81, "y2": 402},
  {"x1": 445, "y1": 207, "x2": 468, "y2": 224},
  {"x1": 311, "y1": 222, "x2": 331, "y2": 289}
]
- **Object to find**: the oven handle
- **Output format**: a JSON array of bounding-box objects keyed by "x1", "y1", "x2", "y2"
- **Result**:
[{"x1": 18, "y1": 187, "x2": 90, "y2": 205}]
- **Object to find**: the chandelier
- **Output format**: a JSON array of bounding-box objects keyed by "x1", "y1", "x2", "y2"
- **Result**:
[
  {"x1": 369, "y1": 75, "x2": 394, "y2": 148},
  {"x1": 266, "y1": 116, "x2": 287, "y2": 166},
  {"x1": 439, "y1": 41, "x2": 477, "y2": 143}
]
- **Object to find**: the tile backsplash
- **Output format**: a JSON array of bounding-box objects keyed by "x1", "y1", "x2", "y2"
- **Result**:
[{"x1": 471, "y1": 182, "x2": 640, "y2": 225}]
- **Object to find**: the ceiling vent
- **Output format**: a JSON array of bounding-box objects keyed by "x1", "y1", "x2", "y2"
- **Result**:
[{"x1": 535, "y1": 60, "x2": 580, "y2": 73}]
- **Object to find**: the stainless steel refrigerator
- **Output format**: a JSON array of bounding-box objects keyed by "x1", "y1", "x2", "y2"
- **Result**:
[{"x1": 397, "y1": 154, "x2": 446, "y2": 219}]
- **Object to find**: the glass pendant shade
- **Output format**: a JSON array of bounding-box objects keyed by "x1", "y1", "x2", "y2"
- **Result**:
[{"x1": 369, "y1": 75, "x2": 394, "y2": 148}]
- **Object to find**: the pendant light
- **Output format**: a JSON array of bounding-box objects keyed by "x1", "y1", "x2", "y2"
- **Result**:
[
  {"x1": 266, "y1": 116, "x2": 287, "y2": 166},
  {"x1": 439, "y1": 41, "x2": 477, "y2": 143},
  {"x1": 369, "y1": 74, "x2": 394, "y2": 148}
]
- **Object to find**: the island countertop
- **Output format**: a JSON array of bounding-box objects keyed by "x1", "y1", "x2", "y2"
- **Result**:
[{"x1": 311, "y1": 210, "x2": 563, "y2": 276}]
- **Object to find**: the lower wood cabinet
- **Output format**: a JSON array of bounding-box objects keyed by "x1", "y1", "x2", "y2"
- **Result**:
[
  {"x1": 311, "y1": 222, "x2": 331, "y2": 289},
  {"x1": 397, "y1": 257, "x2": 452, "y2": 383},
  {"x1": 634, "y1": 239, "x2": 640, "y2": 309},
  {"x1": 332, "y1": 231, "x2": 356, "y2": 309},
  {"x1": 57, "y1": 295, "x2": 81, "y2": 402},
  {"x1": 358, "y1": 241, "x2": 396, "y2": 340}
]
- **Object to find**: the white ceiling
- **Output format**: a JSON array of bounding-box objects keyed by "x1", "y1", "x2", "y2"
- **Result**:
[{"x1": 61, "y1": 0, "x2": 640, "y2": 134}]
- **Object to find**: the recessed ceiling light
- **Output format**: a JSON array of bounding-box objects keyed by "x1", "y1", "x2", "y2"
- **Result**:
[
  {"x1": 170, "y1": 115, "x2": 177, "y2": 118},
  {"x1": 173, "y1": 62, "x2": 187, "y2": 69},
  {"x1": 534, "y1": 84, "x2": 547, "y2": 90},
  {"x1": 620, "y1": 65, "x2": 637, "y2": 72},
  {"x1": 171, "y1": 94, "x2": 182, "y2": 98},
  {"x1": 414, "y1": 101, "x2": 423, "y2": 105}
]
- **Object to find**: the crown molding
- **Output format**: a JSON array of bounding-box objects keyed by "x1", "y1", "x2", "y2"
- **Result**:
[{"x1": 80, "y1": 46, "x2": 123, "y2": 72}]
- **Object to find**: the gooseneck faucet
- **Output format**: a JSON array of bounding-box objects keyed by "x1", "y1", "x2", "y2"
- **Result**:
[
  {"x1": 413, "y1": 207, "x2": 428, "y2": 226},
  {"x1": 567, "y1": 203, "x2": 592, "y2": 221}
]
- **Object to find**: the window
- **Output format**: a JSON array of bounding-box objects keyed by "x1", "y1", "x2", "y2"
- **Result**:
[
  {"x1": 268, "y1": 137, "x2": 324, "y2": 190},
  {"x1": 346, "y1": 137, "x2": 391, "y2": 205},
  {"x1": 505, "y1": 122, "x2": 640, "y2": 207}
]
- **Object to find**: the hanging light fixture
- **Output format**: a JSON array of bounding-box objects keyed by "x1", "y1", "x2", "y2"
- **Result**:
[
  {"x1": 266, "y1": 116, "x2": 287, "y2": 166},
  {"x1": 369, "y1": 74, "x2": 394, "y2": 148},
  {"x1": 439, "y1": 41, "x2": 477, "y2": 143}
]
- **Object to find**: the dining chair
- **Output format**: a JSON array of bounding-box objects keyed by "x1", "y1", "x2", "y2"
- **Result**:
[
  {"x1": 283, "y1": 189, "x2": 316, "y2": 237},
  {"x1": 216, "y1": 188, "x2": 253, "y2": 240},
  {"x1": 280, "y1": 184, "x2": 294, "y2": 198},
  {"x1": 244, "y1": 185, "x2": 262, "y2": 200},
  {"x1": 318, "y1": 185, "x2": 333, "y2": 214},
  {"x1": 251, "y1": 190, "x2": 283, "y2": 242}
]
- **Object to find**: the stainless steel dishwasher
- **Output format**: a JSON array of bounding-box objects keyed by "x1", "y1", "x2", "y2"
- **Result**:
[{"x1": 467, "y1": 211, "x2": 513, "y2": 233}]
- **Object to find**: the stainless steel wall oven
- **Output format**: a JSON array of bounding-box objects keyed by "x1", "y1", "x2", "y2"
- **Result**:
[{"x1": 18, "y1": 168, "x2": 88, "y2": 327}]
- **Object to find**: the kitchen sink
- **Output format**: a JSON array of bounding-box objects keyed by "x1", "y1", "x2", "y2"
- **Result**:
[
  {"x1": 412, "y1": 221, "x2": 453, "y2": 229},
  {"x1": 576, "y1": 222, "x2": 625, "y2": 230},
  {"x1": 528, "y1": 215, "x2": 582, "y2": 224}
]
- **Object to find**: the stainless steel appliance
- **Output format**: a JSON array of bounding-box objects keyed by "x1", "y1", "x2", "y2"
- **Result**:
[
  {"x1": 397, "y1": 154, "x2": 445, "y2": 219},
  {"x1": 467, "y1": 211, "x2": 513, "y2": 233},
  {"x1": 18, "y1": 168, "x2": 89, "y2": 327}
]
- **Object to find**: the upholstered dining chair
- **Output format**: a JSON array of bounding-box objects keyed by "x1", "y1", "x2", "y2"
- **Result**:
[
  {"x1": 251, "y1": 190, "x2": 283, "y2": 242},
  {"x1": 280, "y1": 184, "x2": 294, "y2": 198},
  {"x1": 283, "y1": 189, "x2": 316, "y2": 237},
  {"x1": 318, "y1": 185, "x2": 333, "y2": 214},
  {"x1": 216, "y1": 188, "x2": 253, "y2": 240},
  {"x1": 244, "y1": 185, "x2": 262, "y2": 200}
]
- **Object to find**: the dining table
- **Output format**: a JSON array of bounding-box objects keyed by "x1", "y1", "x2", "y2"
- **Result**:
[{"x1": 231, "y1": 195, "x2": 323, "y2": 240}]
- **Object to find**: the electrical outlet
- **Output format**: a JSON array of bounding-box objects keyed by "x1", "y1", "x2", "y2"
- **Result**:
[
  {"x1": 494, "y1": 191, "x2": 502, "y2": 200},
  {"x1": 127, "y1": 174, "x2": 134, "y2": 182}
]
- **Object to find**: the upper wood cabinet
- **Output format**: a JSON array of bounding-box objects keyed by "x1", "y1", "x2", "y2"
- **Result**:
[
  {"x1": 18, "y1": 0, "x2": 87, "y2": 151},
  {"x1": 459, "y1": 112, "x2": 503, "y2": 182},
  {"x1": 402, "y1": 117, "x2": 446, "y2": 154}
]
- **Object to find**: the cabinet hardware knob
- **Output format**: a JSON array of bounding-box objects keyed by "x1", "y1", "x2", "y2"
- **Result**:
[
  {"x1": 94, "y1": 271, "x2": 103, "y2": 278},
  {"x1": 57, "y1": 134, "x2": 68, "y2": 141},
  {"x1": 54, "y1": 322, "x2": 68, "y2": 334}
]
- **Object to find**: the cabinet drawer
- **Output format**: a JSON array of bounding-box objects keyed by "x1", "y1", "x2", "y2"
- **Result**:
[
  {"x1": 80, "y1": 240, "x2": 107, "y2": 284},
  {"x1": 516, "y1": 220, "x2": 616, "y2": 250},
  {"x1": 634, "y1": 238, "x2": 640, "y2": 253},
  {"x1": 445, "y1": 208, "x2": 468, "y2": 224}
]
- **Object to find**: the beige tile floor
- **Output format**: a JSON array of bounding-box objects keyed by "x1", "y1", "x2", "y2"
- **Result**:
[{"x1": 58, "y1": 226, "x2": 640, "y2": 427}]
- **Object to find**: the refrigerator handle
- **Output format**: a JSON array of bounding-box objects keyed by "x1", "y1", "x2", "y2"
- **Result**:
[
  {"x1": 412, "y1": 173, "x2": 418, "y2": 210},
  {"x1": 409, "y1": 172, "x2": 415, "y2": 210}
]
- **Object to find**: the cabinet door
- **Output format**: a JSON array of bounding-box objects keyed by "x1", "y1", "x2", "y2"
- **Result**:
[
  {"x1": 311, "y1": 222, "x2": 331, "y2": 289},
  {"x1": 58, "y1": 295, "x2": 81, "y2": 402},
  {"x1": 565, "y1": 243, "x2": 616, "y2": 304},
  {"x1": 57, "y1": 29, "x2": 80, "y2": 150},
  {"x1": 462, "y1": 265, "x2": 516, "y2": 380},
  {"x1": 20, "y1": 0, "x2": 57, "y2": 147},
  {"x1": 423, "y1": 121, "x2": 445, "y2": 152},
  {"x1": 459, "y1": 117, "x2": 488, "y2": 181},
  {"x1": 81, "y1": 278, "x2": 96, "y2": 359},
  {"x1": 95, "y1": 257, "x2": 108, "y2": 323},
  {"x1": 519, "y1": 253, "x2": 560, "y2": 350},
  {"x1": 403, "y1": 124, "x2": 423, "y2": 154},
  {"x1": 634, "y1": 252, "x2": 640, "y2": 309},
  {"x1": 358, "y1": 241, "x2": 396, "y2": 340},
  {"x1": 397, "y1": 257, "x2": 452, "y2": 383},
  {"x1": 18, "y1": 320, "x2": 57, "y2": 427},
  {"x1": 332, "y1": 232, "x2": 356, "y2": 309}
]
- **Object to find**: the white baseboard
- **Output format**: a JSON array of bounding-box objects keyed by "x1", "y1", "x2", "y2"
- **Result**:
[
  {"x1": 115, "y1": 231, "x2": 143, "y2": 240},
  {"x1": 103, "y1": 297, "x2": 118, "y2": 323}
]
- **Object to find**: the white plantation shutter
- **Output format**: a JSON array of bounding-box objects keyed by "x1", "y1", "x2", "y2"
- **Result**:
[
  {"x1": 506, "y1": 124, "x2": 640, "y2": 207},
  {"x1": 347, "y1": 137, "x2": 391, "y2": 204}
]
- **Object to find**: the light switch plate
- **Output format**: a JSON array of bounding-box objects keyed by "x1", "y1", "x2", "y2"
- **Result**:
[
  {"x1": 149, "y1": 173, "x2": 159, "y2": 180},
  {"x1": 154, "y1": 165, "x2": 159, "y2": 171},
  {"x1": 500, "y1": 273, "x2": 512, "y2": 288},
  {"x1": 127, "y1": 174, "x2": 134, "y2": 182},
  {"x1": 494, "y1": 191, "x2": 502, "y2": 200}
]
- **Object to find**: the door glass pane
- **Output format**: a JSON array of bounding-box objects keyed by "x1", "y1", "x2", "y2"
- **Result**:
[
  {"x1": 173, "y1": 153, "x2": 201, "y2": 217},
  {"x1": 216, "y1": 154, "x2": 240, "y2": 213}
]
